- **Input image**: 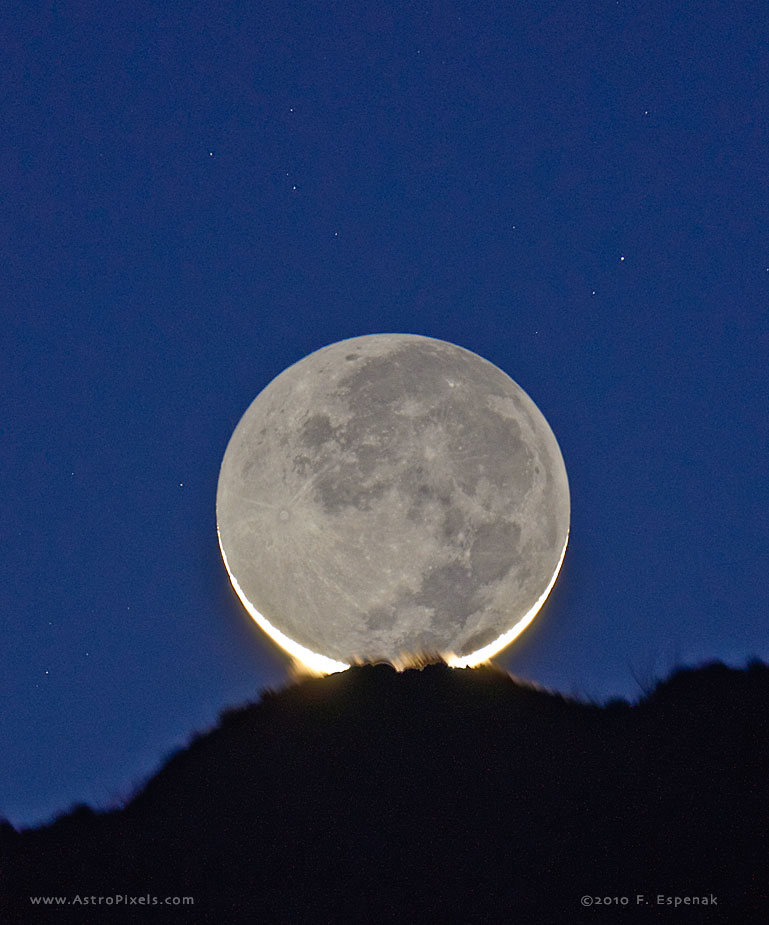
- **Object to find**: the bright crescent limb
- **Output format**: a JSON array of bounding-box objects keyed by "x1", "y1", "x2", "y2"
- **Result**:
[
  {"x1": 445, "y1": 530, "x2": 570, "y2": 669},
  {"x1": 218, "y1": 529, "x2": 350, "y2": 675},
  {"x1": 220, "y1": 525, "x2": 568, "y2": 675}
]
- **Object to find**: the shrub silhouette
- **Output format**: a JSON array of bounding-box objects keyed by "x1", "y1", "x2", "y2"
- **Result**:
[{"x1": 2, "y1": 660, "x2": 767, "y2": 920}]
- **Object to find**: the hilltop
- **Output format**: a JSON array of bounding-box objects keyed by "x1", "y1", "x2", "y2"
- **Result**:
[{"x1": 2, "y1": 661, "x2": 767, "y2": 920}]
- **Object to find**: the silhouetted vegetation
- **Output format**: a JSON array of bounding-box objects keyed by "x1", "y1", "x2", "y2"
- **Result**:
[{"x1": 2, "y1": 661, "x2": 767, "y2": 920}]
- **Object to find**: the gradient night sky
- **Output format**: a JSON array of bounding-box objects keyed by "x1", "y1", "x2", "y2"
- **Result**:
[{"x1": 3, "y1": 1, "x2": 767, "y2": 828}]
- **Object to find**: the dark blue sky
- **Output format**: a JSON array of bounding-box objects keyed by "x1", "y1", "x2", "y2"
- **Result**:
[{"x1": 3, "y1": 1, "x2": 767, "y2": 828}]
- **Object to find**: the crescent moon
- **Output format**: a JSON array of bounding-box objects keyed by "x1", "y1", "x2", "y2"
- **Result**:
[{"x1": 217, "y1": 334, "x2": 569, "y2": 672}]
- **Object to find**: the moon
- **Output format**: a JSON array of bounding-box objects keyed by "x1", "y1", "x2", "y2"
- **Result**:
[{"x1": 216, "y1": 334, "x2": 569, "y2": 673}]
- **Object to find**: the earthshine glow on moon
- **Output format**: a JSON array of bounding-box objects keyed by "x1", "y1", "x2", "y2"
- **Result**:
[{"x1": 217, "y1": 334, "x2": 570, "y2": 673}]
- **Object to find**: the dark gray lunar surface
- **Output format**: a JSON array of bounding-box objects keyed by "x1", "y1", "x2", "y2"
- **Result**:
[{"x1": 216, "y1": 334, "x2": 570, "y2": 664}]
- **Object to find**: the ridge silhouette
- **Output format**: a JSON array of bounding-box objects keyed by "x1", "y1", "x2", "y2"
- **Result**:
[{"x1": 2, "y1": 660, "x2": 767, "y2": 920}]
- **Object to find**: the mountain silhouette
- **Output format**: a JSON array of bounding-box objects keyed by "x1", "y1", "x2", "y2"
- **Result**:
[{"x1": 3, "y1": 660, "x2": 767, "y2": 920}]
